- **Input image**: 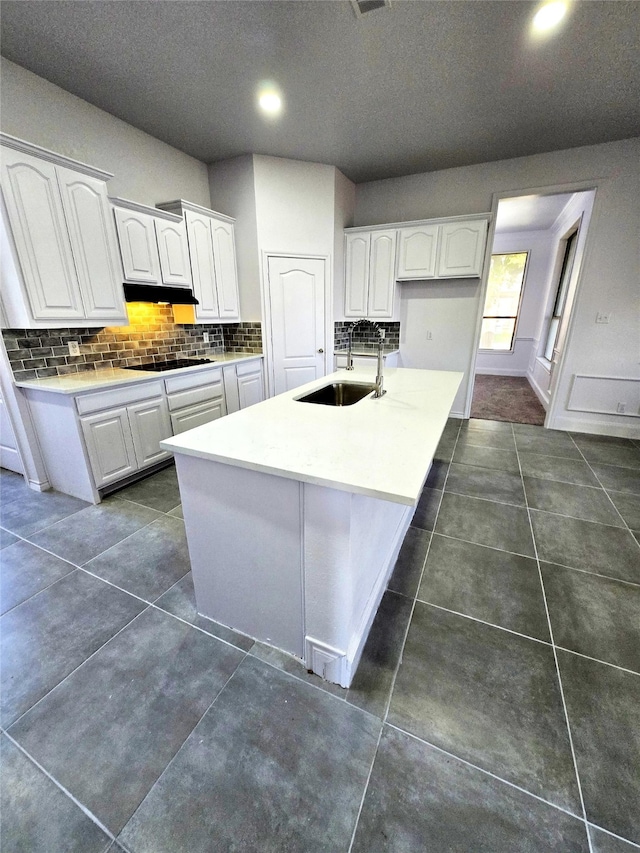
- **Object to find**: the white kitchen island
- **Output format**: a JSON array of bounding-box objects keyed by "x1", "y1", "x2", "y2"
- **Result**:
[{"x1": 160, "y1": 367, "x2": 462, "y2": 687}]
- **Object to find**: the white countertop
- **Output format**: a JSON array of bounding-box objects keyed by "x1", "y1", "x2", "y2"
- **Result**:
[
  {"x1": 161, "y1": 367, "x2": 462, "y2": 506},
  {"x1": 14, "y1": 352, "x2": 263, "y2": 395}
]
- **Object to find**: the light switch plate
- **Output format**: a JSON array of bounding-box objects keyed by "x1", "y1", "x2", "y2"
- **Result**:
[{"x1": 596, "y1": 312, "x2": 611, "y2": 324}]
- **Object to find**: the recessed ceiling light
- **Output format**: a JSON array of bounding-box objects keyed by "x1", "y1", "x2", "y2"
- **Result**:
[
  {"x1": 257, "y1": 83, "x2": 283, "y2": 117},
  {"x1": 532, "y1": 1, "x2": 568, "y2": 33}
]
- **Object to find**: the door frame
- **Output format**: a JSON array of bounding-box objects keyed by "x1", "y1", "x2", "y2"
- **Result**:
[
  {"x1": 260, "y1": 251, "x2": 332, "y2": 398},
  {"x1": 465, "y1": 179, "x2": 601, "y2": 428}
]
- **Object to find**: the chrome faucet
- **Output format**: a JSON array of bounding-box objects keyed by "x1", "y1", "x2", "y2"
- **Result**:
[{"x1": 346, "y1": 319, "x2": 386, "y2": 398}]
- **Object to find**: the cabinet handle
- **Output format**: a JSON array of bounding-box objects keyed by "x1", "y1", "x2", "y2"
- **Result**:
[{"x1": 317, "y1": 348, "x2": 324, "y2": 353}]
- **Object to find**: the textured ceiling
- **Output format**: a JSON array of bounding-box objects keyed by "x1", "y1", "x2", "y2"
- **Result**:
[{"x1": 1, "y1": 1, "x2": 639, "y2": 183}]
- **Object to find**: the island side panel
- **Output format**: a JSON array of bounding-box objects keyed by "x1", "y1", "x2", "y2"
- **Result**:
[
  {"x1": 174, "y1": 453, "x2": 305, "y2": 657},
  {"x1": 303, "y1": 483, "x2": 413, "y2": 687}
]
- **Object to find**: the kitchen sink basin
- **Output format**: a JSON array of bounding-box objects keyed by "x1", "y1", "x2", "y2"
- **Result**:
[{"x1": 296, "y1": 382, "x2": 377, "y2": 406}]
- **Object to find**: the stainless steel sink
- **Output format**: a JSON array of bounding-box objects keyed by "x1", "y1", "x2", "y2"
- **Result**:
[{"x1": 296, "y1": 382, "x2": 377, "y2": 406}]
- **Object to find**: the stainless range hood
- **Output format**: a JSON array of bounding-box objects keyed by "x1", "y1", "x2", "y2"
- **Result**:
[{"x1": 123, "y1": 284, "x2": 199, "y2": 305}]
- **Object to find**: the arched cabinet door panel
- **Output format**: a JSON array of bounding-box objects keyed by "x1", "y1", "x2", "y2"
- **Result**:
[
  {"x1": 113, "y1": 207, "x2": 161, "y2": 283},
  {"x1": 1, "y1": 148, "x2": 84, "y2": 320},
  {"x1": 437, "y1": 221, "x2": 487, "y2": 278},
  {"x1": 57, "y1": 167, "x2": 127, "y2": 322}
]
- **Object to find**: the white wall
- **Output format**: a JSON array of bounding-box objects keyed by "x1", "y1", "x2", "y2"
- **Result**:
[
  {"x1": 0, "y1": 58, "x2": 210, "y2": 207},
  {"x1": 253, "y1": 155, "x2": 337, "y2": 258},
  {"x1": 476, "y1": 229, "x2": 558, "y2": 377},
  {"x1": 208, "y1": 155, "x2": 262, "y2": 321},
  {"x1": 333, "y1": 169, "x2": 356, "y2": 323},
  {"x1": 355, "y1": 138, "x2": 640, "y2": 434}
]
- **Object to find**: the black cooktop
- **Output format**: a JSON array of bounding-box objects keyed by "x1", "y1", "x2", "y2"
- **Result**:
[{"x1": 124, "y1": 358, "x2": 215, "y2": 373}]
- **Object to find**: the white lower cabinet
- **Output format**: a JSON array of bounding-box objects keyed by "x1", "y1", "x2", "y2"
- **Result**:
[
  {"x1": 223, "y1": 359, "x2": 265, "y2": 414},
  {"x1": 78, "y1": 382, "x2": 171, "y2": 489},
  {"x1": 80, "y1": 408, "x2": 138, "y2": 487},
  {"x1": 21, "y1": 358, "x2": 264, "y2": 503},
  {"x1": 166, "y1": 366, "x2": 227, "y2": 434}
]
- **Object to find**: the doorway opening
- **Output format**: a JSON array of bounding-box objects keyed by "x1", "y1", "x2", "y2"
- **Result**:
[{"x1": 470, "y1": 188, "x2": 596, "y2": 426}]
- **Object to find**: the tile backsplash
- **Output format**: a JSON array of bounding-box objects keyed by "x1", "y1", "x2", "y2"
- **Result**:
[
  {"x1": 3, "y1": 304, "x2": 262, "y2": 381},
  {"x1": 334, "y1": 321, "x2": 400, "y2": 351}
]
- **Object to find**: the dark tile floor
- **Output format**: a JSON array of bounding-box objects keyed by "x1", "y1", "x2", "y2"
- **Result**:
[{"x1": 1, "y1": 418, "x2": 639, "y2": 852}]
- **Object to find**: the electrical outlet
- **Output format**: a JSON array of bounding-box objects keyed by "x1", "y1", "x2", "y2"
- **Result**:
[
  {"x1": 67, "y1": 341, "x2": 80, "y2": 356},
  {"x1": 617, "y1": 402, "x2": 627, "y2": 414},
  {"x1": 203, "y1": 332, "x2": 210, "y2": 344},
  {"x1": 379, "y1": 329, "x2": 386, "y2": 340},
  {"x1": 596, "y1": 312, "x2": 611, "y2": 324}
]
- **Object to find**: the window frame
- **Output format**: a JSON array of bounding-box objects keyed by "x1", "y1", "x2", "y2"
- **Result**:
[{"x1": 478, "y1": 251, "x2": 530, "y2": 354}]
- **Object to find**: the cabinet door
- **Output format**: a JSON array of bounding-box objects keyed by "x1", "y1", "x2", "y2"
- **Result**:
[
  {"x1": 237, "y1": 367, "x2": 264, "y2": 409},
  {"x1": 397, "y1": 225, "x2": 438, "y2": 279},
  {"x1": 154, "y1": 218, "x2": 193, "y2": 287},
  {"x1": 170, "y1": 399, "x2": 226, "y2": 435},
  {"x1": 56, "y1": 167, "x2": 127, "y2": 322},
  {"x1": 80, "y1": 408, "x2": 137, "y2": 488},
  {"x1": 367, "y1": 229, "x2": 397, "y2": 318},
  {"x1": 127, "y1": 397, "x2": 172, "y2": 469},
  {"x1": 0, "y1": 147, "x2": 84, "y2": 320},
  {"x1": 344, "y1": 233, "x2": 370, "y2": 318},
  {"x1": 211, "y1": 219, "x2": 240, "y2": 320},
  {"x1": 113, "y1": 207, "x2": 161, "y2": 283},
  {"x1": 437, "y1": 220, "x2": 487, "y2": 278},
  {"x1": 185, "y1": 210, "x2": 219, "y2": 321}
]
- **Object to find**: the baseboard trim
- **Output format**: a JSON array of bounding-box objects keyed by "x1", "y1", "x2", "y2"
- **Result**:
[
  {"x1": 526, "y1": 372, "x2": 550, "y2": 411},
  {"x1": 550, "y1": 414, "x2": 640, "y2": 439}
]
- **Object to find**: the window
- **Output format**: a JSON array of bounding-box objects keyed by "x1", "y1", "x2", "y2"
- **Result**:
[
  {"x1": 543, "y1": 228, "x2": 578, "y2": 362},
  {"x1": 479, "y1": 252, "x2": 528, "y2": 351}
]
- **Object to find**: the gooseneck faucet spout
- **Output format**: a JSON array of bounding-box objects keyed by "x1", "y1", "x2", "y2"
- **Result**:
[{"x1": 346, "y1": 319, "x2": 386, "y2": 398}]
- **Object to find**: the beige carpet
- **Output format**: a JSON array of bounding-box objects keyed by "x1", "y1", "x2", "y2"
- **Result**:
[{"x1": 471, "y1": 375, "x2": 546, "y2": 425}]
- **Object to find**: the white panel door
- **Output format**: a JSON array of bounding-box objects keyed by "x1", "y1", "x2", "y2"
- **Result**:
[
  {"x1": 344, "y1": 233, "x2": 370, "y2": 317},
  {"x1": 185, "y1": 211, "x2": 219, "y2": 320},
  {"x1": 56, "y1": 167, "x2": 127, "y2": 322},
  {"x1": 437, "y1": 220, "x2": 487, "y2": 278},
  {"x1": 0, "y1": 147, "x2": 84, "y2": 320},
  {"x1": 368, "y1": 229, "x2": 397, "y2": 317},
  {"x1": 113, "y1": 208, "x2": 160, "y2": 283},
  {"x1": 397, "y1": 225, "x2": 439, "y2": 279},
  {"x1": 80, "y1": 408, "x2": 137, "y2": 487},
  {"x1": 154, "y1": 218, "x2": 192, "y2": 287},
  {"x1": 211, "y1": 220, "x2": 240, "y2": 319},
  {"x1": 127, "y1": 397, "x2": 172, "y2": 468},
  {"x1": 267, "y1": 256, "x2": 326, "y2": 395}
]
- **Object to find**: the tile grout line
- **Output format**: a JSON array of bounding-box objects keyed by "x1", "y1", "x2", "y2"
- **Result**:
[
  {"x1": 5, "y1": 606, "x2": 152, "y2": 732},
  {"x1": 346, "y1": 725, "x2": 384, "y2": 853},
  {"x1": 347, "y1": 418, "x2": 463, "y2": 851},
  {"x1": 383, "y1": 722, "x2": 587, "y2": 824},
  {"x1": 112, "y1": 655, "x2": 251, "y2": 845},
  {"x1": 586, "y1": 822, "x2": 640, "y2": 851},
  {"x1": 1, "y1": 728, "x2": 116, "y2": 844},
  {"x1": 513, "y1": 426, "x2": 595, "y2": 853},
  {"x1": 567, "y1": 434, "x2": 640, "y2": 547}
]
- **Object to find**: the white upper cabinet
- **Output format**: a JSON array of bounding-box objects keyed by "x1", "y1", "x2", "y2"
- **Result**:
[
  {"x1": 56, "y1": 167, "x2": 126, "y2": 321},
  {"x1": 368, "y1": 230, "x2": 397, "y2": 317},
  {"x1": 158, "y1": 200, "x2": 241, "y2": 323},
  {"x1": 111, "y1": 197, "x2": 194, "y2": 290},
  {"x1": 112, "y1": 204, "x2": 160, "y2": 284},
  {"x1": 184, "y1": 209, "x2": 220, "y2": 319},
  {"x1": 0, "y1": 136, "x2": 127, "y2": 327},
  {"x1": 437, "y1": 220, "x2": 487, "y2": 278},
  {"x1": 154, "y1": 218, "x2": 192, "y2": 287},
  {"x1": 344, "y1": 229, "x2": 396, "y2": 319},
  {"x1": 211, "y1": 219, "x2": 240, "y2": 319},
  {"x1": 396, "y1": 224, "x2": 439, "y2": 280}
]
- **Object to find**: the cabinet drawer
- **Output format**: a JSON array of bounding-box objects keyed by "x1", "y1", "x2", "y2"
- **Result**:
[
  {"x1": 170, "y1": 399, "x2": 226, "y2": 434},
  {"x1": 166, "y1": 379, "x2": 224, "y2": 412},
  {"x1": 76, "y1": 381, "x2": 164, "y2": 415},
  {"x1": 164, "y1": 366, "x2": 222, "y2": 394},
  {"x1": 235, "y1": 359, "x2": 262, "y2": 377}
]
